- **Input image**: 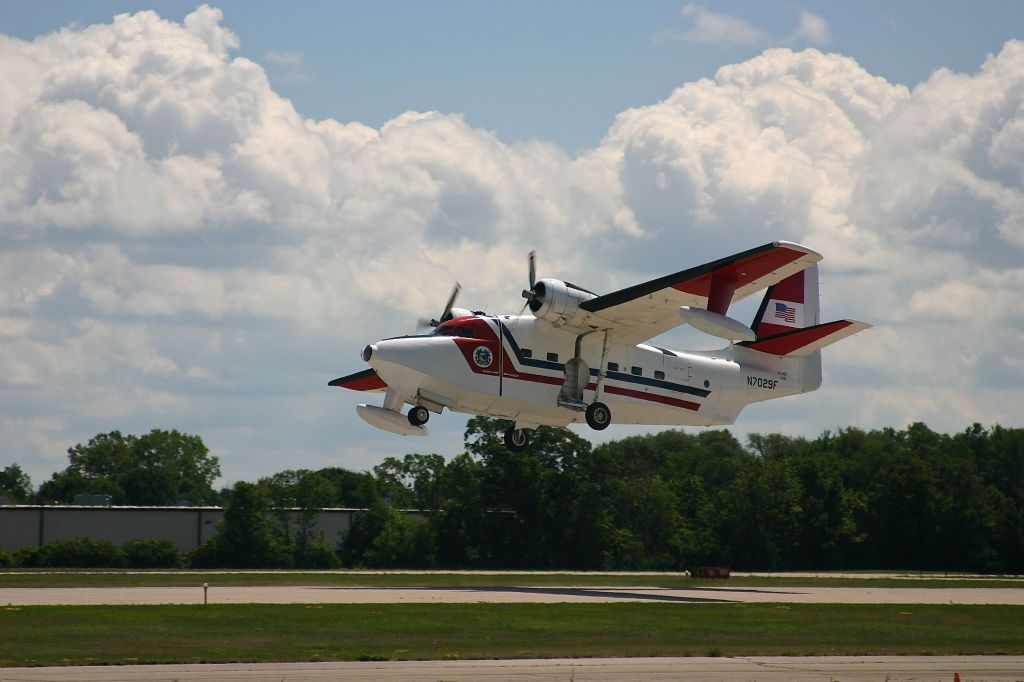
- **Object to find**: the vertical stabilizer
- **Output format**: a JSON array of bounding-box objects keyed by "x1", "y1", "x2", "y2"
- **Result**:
[
  {"x1": 749, "y1": 264, "x2": 822, "y2": 392},
  {"x1": 751, "y1": 264, "x2": 820, "y2": 336}
]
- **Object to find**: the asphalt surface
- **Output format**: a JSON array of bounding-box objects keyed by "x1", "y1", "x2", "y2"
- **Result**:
[
  {"x1": 4, "y1": 584, "x2": 1024, "y2": 605},
  {"x1": 2, "y1": 656, "x2": 1023, "y2": 681}
]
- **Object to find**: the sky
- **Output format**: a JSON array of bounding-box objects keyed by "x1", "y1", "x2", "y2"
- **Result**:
[{"x1": 1, "y1": 2, "x2": 1023, "y2": 488}]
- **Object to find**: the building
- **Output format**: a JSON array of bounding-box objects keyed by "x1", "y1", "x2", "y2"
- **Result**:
[{"x1": 0, "y1": 505, "x2": 361, "y2": 553}]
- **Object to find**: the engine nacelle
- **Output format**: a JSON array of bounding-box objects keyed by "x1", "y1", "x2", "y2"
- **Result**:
[{"x1": 528, "y1": 279, "x2": 597, "y2": 327}]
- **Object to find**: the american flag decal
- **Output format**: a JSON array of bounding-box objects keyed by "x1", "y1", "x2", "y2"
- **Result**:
[{"x1": 774, "y1": 302, "x2": 797, "y2": 323}]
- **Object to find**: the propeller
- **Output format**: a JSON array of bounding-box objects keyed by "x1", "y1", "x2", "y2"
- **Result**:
[
  {"x1": 418, "y1": 282, "x2": 462, "y2": 329},
  {"x1": 520, "y1": 250, "x2": 541, "y2": 312}
]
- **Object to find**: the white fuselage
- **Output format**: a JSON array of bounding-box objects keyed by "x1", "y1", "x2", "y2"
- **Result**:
[{"x1": 365, "y1": 314, "x2": 810, "y2": 431}]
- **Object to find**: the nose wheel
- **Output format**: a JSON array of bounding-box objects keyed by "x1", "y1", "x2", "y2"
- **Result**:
[
  {"x1": 504, "y1": 427, "x2": 529, "y2": 451},
  {"x1": 407, "y1": 406, "x2": 430, "y2": 427},
  {"x1": 585, "y1": 401, "x2": 611, "y2": 430}
]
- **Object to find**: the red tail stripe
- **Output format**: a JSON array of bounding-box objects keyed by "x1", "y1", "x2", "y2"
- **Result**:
[{"x1": 744, "y1": 320, "x2": 853, "y2": 356}]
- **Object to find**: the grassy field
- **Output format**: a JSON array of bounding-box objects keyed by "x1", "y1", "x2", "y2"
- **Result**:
[
  {"x1": 2, "y1": 602, "x2": 1022, "y2": 666},
  {"x1": 1, "y1": 570, "x2": 1021, "y2": 589}
]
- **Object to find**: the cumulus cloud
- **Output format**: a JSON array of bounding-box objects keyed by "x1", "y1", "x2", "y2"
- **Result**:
[{"x1": 1, "y1": 6, "x2": 1022, "y2": 483}]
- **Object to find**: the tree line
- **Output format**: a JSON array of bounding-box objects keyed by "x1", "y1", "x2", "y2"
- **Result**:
[{"x1": 2, "y1": 419, "x2": 1022, "y2": 572}]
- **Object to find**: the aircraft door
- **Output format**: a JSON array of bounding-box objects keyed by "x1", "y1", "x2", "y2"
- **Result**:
[{"x1": 668, "y1": 356, "x2": 692, "y2": 383}]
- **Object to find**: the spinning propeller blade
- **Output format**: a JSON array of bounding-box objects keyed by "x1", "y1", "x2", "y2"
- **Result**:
[
  {"x1": 419, "y1": 282, "x2": 461, "y2": 328},
  {"x1": 520, "y1": 250, "x2": 542, "y2": 312}
]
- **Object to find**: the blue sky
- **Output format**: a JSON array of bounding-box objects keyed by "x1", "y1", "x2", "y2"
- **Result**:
[{"x1": 1, "y1": 2, "x2": 1023, "y2": 487}]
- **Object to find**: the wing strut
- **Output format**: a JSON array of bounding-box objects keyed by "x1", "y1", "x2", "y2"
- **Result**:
[{"x1": 707, "y1": 273, "x2": 738, "y2": 315}]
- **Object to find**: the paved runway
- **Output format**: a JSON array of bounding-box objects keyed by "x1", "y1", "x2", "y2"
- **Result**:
[
  {"x1": 2, "y1": 656, "x2": 1023, "y2": 681},
  {"x1": 4, "y1": 584, "x2": 1024, "y2": 605}
]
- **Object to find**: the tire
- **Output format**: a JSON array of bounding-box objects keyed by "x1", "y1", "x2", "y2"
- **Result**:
[
  {"x1": 504, "y1": 427, "x2": 529, "y2": 451},
  {"x1": 407, "y1": 406, "x2": 430, "y2": 426},
  {"x1": 585, "y1": 402, "x2": 611, "y2": 430}
]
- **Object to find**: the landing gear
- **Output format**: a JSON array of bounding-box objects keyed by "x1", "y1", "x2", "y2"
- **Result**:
[
  {"x1": 585, "y1": 402, "x2": 611, "y2": 430},
  {"x1": 504, "y1": 427, "x2": 529, "y2": 452},
  {"x1": 407, "y1": 406, "x2": 430, "y2": 427}
]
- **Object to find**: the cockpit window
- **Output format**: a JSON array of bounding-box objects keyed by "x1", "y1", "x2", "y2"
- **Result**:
[{"x1": 432, "y1": 325, "x2": 475, "y2": 338}]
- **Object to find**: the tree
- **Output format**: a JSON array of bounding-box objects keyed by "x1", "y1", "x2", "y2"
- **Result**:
[
  {"x1": 341, "y1": 502, "x2": 435, "y2": 568},
  {"x1": 258, "y1": 469, "x2": 340, "y2": 567},
  {"x1": 38, "y1": 429, "x2": 220, "y2": 505},
  {"x1": 0, "y1": 464, "x2": 32, "y2": 502},
  {"x1": 191, "y1": 482, "x2": 287, "y2": 567},
  {"x1": 214, "y1": 420, "x2": 1024, "y2": 573}
]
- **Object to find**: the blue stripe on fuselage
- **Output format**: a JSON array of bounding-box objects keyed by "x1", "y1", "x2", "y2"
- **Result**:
[{"x1": 497, "y1": 322, "x2": 710, "y2": 399}]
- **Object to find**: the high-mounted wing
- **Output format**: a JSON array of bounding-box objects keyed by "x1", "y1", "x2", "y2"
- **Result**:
[{"x1": 580, "y1": 241, "x2": 822, "y2": 345}]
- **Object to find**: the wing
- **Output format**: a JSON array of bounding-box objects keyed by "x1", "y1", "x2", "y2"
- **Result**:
[{"x1": 579, "y1": 241, "x2": 822, "y2": 345}]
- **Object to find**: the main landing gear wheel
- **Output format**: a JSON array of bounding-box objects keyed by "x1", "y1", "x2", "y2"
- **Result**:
[
  {"x1": 504, "y1": 427, "x2": 529, "y2": 452},
  {"x1": 407, "y1": 406, "x2": 430, "y2": 427},
  {"x1": 585, "y1": 402, "x2": 611, "y2": 431}
]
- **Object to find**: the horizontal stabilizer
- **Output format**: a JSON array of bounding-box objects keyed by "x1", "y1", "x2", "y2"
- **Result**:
[
  {"x1": 328, "y1": 368, "x2": 387, "y2": 391},
  {"x1": 739, "y1": 320, "x2": 872, "y2": 357}
]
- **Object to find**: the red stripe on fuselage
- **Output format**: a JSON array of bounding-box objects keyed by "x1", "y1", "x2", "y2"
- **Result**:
[
  {"x1": 603, "y1": 385, "x2": 701, "y2": 411},
  {"x1": 446, "y1": 316, "x2": 702, "y2": 412}
]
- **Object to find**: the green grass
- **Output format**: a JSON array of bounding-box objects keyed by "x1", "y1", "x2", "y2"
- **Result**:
[
  {"x1": 1, "y1": 603, "x2": 1021, "y2": 666},
  {"x1": 1, "y1": 570, "x2": 1021, "y2": 589}
]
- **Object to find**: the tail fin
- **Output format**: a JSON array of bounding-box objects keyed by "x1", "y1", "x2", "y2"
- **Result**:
[
  {"x1": 741, "y1": 263, "x2": 870, "y2": 393},
  {"x1": 750, "y1": 264, "x2": 819, "y2": 336}
]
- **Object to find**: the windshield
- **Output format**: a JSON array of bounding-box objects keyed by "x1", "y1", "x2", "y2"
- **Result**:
[{"x1": 431, "y1": 325, "x2": 476, "y2": 338}]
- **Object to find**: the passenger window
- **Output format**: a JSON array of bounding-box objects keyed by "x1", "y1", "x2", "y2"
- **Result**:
[
  {"x1": 654, "y1": 370, "x2": 665, "y2": 380},
  {"x1": 631, "y1": 366, "x2": 642, "y2": 376},
  {"x1": 521, "y1": 348, "x2": 533, "y2": 359},
  {"x1": 607, "y1": 362, "x2": 619, "y2": 372},
  {"x1": 547, "y1": 352, "x2": 559, "y2": 362}
]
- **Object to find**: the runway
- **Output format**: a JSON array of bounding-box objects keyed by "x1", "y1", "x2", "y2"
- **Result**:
[
  {"x1": 2, "y1": 656, "x2": 1023, "y2": 681},
  {"x1": 4, "y1": 583, "x2": 1024, "y2": 605}
]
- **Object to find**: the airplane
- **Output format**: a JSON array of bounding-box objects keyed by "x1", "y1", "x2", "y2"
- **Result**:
[{"x1": 329, "y1": 241, "x2": 870, "y2": 451}]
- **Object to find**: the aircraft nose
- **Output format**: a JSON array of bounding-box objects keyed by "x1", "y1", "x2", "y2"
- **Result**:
[{"x1": 361, "y1": 344, "x2": 375, "y2": 362}]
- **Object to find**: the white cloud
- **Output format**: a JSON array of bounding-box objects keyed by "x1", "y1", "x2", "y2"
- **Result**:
[
  {"x1": 1, "y1": 8, "x2": 1022, "y2": 484},
  {"x1": 656, "y1": 6, "x2": 831, "y2": 49},
  {"x1": 795, "y1": 11, "x2": 830, "y2": 45},
  {"x1": 183, "y1": 4, "x2": 239, "y2": 57},
  {"x1": 656, "y1": 4, "x2": 769, "y2": 47},
  {"x1": 264, "y1": 50, "x2": 303, "y2": 68},
  {"x1": 263, "y1": 49, "x2": 310, "y2": 84}
]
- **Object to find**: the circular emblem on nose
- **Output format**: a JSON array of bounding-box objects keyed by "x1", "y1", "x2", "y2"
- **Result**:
[{"x1": 472, "y1": 346, "x2": 493, "y2": 368}]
